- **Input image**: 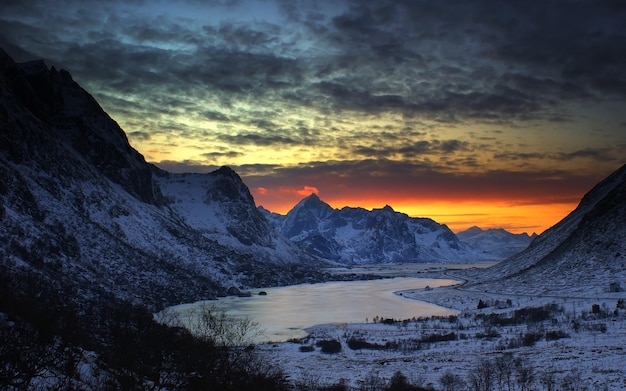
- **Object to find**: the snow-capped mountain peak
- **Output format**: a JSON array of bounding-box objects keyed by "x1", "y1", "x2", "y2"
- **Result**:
[
  {"x1": 263, "y1": 195, "x2": 497, "y2": 264},
  {"x1": 457, "y1": 226, "x2": 535, "y2": 259}
]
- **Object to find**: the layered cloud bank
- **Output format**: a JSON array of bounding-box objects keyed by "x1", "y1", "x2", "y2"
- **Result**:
[{"x1": 3, "y1": 0, "x2": 625, "y2": 232}]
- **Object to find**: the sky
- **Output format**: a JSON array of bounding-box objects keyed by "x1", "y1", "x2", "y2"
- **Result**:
[{"x1": 2, "y1": 0, "x2": 625, "y2": 234}]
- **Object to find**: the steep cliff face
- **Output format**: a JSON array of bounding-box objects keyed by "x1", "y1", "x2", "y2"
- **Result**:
[
  {"x1": 1, "y1": 52, "x2": 163, "y2": 205},
  {"x1": 0, "y1": 50, "x2": 322, "y2": 309}
]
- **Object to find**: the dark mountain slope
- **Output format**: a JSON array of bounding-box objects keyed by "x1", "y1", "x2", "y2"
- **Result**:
[
  {"x1": 2, "y1": 54, "x2": 162, "y2": 205},
  {"x1": 0, "y1": 49, "x2": 321, "y2": 310},
  {"x1": 465, "y1": 164, "x2": 626, "y2": 296}
]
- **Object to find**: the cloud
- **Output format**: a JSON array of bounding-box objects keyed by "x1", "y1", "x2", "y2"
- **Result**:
[
  {"x1": 200, "y1": 151, "x2": 243, "y2": 159},
  {"x1": 495, "y1": 148, "x2": 620, "y2": 163},
  {"x1": 220, "y1": 132, "x2": 300, "y2": 147},
  {"x1": 240, "y1": 158, "x2": 603, "y2": 207},
  {"x1": 352, "y1": 139, "x2": 471, "y2": 159},
  {"x1": 4, "y1": 0, "x2": 626, "y2": 131},
  {"x1": 2, "y1": 0, "x2": 624, "y2": 211},
  {"x1": 296, "y1": 185, "x2": 319, "y2": 196},
  {"x1": 154, "y1": 160, "x2": 217, "y2": 174},
  {"x1": 557, "y1": 148, "x2": 615, "y2": 162},
  {"x1": 128, "y1": 131, "x2": 152, "y2": 141}
]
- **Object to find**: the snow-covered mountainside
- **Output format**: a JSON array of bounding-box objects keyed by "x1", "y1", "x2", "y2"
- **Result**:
[
  {"x1": 457, "y1": 226, "x2": 535, "y2": 259},
  {"x1": 261, "y1": 193, "x2": 496, "y2": 264},
  {"x1": 0, "y1": 50, "x2": 321, "y2": 309},
  {"x1": 464, "y1": 163, "x2": 626, "y2": 296}
]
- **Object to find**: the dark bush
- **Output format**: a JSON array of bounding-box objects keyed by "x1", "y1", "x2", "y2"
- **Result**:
[
  {"x1": 316, "y1": 339, "x2": 342, "y2": 354},
  {"x1": 545, "y1": 330, "x2": 570, "y2": 341},
  {"x1": 522, "y1": 332, "x2": 543, "y2": 346},
  {"x1": 479, "y1": 304, "x2": 562, "y2": 327},
  {"x1": 514, "y1": 304, "x2": 560, "y2": 323},
  {"x1": 347, "y1": 337, "x2": 385, "y2": 350},
  {"x1": 476, "y1": 328, "x2": 501, "y2": 339},
  {"x1": 322, "y1": 379, "x2": 349, "y2": 391},
  {"x1": 386, "y1": 370, "x2": 433, "y2": 391},
  {"x1": 299, "y1": 345, "x2": 315, "y2": 352},
  {"x1": 420, "y1": 332, "x2": 457, "y2": 343},
  {"x1": 382, "y1": 318, "x2": 398, "y2": 325}
]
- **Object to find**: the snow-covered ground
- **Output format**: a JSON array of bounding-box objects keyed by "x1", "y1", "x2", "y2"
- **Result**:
[{"x1": 258, "y1": 266, "x2": 626, "y2": 390}]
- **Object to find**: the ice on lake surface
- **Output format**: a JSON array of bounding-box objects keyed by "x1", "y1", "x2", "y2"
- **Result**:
[{"x1": 171, "y1": 277, "x2": 459, "y2": 343}]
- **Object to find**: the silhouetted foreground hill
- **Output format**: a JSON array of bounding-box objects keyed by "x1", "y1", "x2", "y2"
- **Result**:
[{"x1": 465, "y1": 164, "x2": 626, "y2": 296}]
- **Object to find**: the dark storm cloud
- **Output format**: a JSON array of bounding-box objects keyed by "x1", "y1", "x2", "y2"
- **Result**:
[
  {"x1": 202, "y1": 110, "x2": 230, "y2": 122},
  {"x1": 201, "y1": 151, "x2": 242, "y2": 159},
  {"x1": 128, "y1": 131, "x2": 152, "y2": 141},
  {"x1": 220, "y1": 132, "x2": 299, "y2": 147},
  {"x1": 352, "y1": 139, "x2": 470, "y2": 159},
  {"x1": 155, "y1": 160, "x2": 216, "y2": 174},
  {"x1": 494, "y1": 147, "x2": 621, "y2": 163},
  {"x1": 558, "y1": 148, "x2": 615, "y2": 162},
  {"x1": 4, "y1": 0, "x2": 626, "y2": 126},
  {"x1": 238, "y1": 159, "x2": 599, "y2": 205},
  {"x1": 299, "y1": 0, "x2": 626, "y2": 114}
]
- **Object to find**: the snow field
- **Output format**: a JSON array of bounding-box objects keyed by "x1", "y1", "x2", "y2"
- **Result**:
[{"x1": 259, "y1": 290, "x2": 626, "y2": 390}]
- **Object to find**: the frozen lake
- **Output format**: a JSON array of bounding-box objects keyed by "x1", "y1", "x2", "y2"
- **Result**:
[{"x1": 169, "y1": 277, "x2": 459, "y2": 343}]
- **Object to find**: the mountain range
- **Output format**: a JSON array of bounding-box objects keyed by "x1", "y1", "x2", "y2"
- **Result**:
[
  {"x1": 261, "y1": 194, "x2": 533, "y2": 264},
  {"x1": 456, "y1": 226, "x2": 536, "y2": 260}
]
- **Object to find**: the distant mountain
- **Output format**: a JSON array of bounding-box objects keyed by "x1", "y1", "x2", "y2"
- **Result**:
[
  {"x1": 0, "y1": 50, "x2": 322, "y2": 309},
  {"x1": 465, "y1": 164, "x2": 626, "y2": 296},
  {"x1": 457, "y1": 226, "x2": 536, "y2": 259},
  {"x1": 261, "y1": 194, "x2": 496, "y2": 264}
]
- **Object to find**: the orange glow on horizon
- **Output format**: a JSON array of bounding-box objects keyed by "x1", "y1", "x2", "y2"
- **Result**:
[{"x1": 253, "y1": 189, "x2": 578, "y2": 235}]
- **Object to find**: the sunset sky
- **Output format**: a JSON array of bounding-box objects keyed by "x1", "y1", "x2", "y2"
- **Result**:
[{"x1": 2, "y1": 0, "x2": 625, "y2": 234}]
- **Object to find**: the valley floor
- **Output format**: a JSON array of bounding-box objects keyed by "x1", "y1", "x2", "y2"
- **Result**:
[{"x1": 259, "y1": 265, "x2": 626, "y2": 390}]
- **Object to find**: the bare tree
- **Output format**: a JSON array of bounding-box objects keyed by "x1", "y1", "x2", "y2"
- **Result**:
[
  {"x1": 359, "y1": 373, "x2": 386, "y2": 391},
  {"x1": 494, "y1": 353, "x2": 514, "y2": 391},
  {"x1": 561, "y1": 369, "x2": 587, "y2": 391},
  {"x1": 539, "y1": 369, "x2": 557, "y2": 391},
  {"x1": 185, "y1": 302, "x2": 260, "y2": 346},
  {"x1": 515, "y1": 357, "x2": 535, "y2": 391},
  {"x1": 468, "y1": 358, "x2": 494, "y2": 391},
  {"x1": 439, "y1": 370, "x2": 465, "y2": 391}
]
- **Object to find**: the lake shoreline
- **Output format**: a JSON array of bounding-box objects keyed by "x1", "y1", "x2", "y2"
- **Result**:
[{"x1": 166, "y1": 276, "x2": 462, "y2": 344}]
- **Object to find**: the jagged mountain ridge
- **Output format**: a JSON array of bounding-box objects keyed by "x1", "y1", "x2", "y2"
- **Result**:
[
  {"x1": 457, "y1": 226, "x2": 536, "y2": 259},
  {"x1": 464, "y1": 164, "x2": 626, "y2": 296},
  {"x1": 262, "y1": 193, "x2": 497, "y2": 264},
  {"x1": 0, "y1": 50, "x2": 322, "y2": 309}
]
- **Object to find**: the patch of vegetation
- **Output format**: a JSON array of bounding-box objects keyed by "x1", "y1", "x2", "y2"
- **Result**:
[
  {"x1": 316, "y1": 339, "x2": 342, "y2": 354},
  {"x1": 478, "y1": 303, "x2": 562, "y2": 326},
  {"x1": 475, "y1": 328, "x2": 501, "y2": 339},
  {"x1": 0, "y1": 267, "x2": 288, "y2": 390},
  {"x1": 420, "y1": 332, "x2": 457, "y2": 343},
  {"x1": 522, "y1": 331, "x2": 543, "y2": 346},
  {"x1": 299, "y1": 345, "x2": 315, "y2": 353},
  {"x1": 545, "y1": 329, "x2": 570, "y2": 341}
]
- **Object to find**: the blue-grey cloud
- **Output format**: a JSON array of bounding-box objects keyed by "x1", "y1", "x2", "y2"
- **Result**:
[
  {"x1": 4, "y1": 0, "x2": 625, "y2": 125},
  {"x1": 1, "y1": 0, "x2": 624, "y2": 177}
]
